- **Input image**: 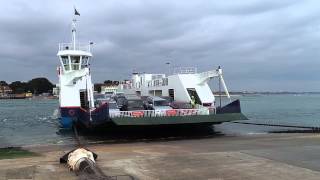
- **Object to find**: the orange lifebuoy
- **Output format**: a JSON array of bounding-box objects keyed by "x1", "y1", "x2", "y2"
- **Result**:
[
  {"x1": 166, "y1": 110, "x2": 177, "y2": 116},
  {"x1": 132, "y1": 111, "x2": 144, "y2": 117}
]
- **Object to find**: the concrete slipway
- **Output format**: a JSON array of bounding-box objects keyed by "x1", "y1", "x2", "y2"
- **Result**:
[{"x1": 1, "y1": 133, "x2": 320, "y2": 179}]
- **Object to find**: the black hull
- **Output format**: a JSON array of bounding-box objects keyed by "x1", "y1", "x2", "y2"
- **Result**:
[{"x1": 216, "y1": 99, "x2": 241, "y2": 114}]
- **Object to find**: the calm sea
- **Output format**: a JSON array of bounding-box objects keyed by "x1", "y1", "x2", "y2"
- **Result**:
[{"x1": 0, "y1": 94, "x2": 319, "y2": 147}]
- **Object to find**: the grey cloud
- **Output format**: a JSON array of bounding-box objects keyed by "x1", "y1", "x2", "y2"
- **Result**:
[{"x1": 0, "y1": 0, "x2": 319, "y2": 91}]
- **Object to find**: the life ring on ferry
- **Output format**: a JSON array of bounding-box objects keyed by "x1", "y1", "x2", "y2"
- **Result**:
[
  {"x1": 166, "y1": 110, "x2": 177, "y2": 116},
  {"x1": 132, "y1": 111, "x2": 144, "y2": 117},
  {"x1": 68, "y1": 109, "x2": 76, "y2": 116}
]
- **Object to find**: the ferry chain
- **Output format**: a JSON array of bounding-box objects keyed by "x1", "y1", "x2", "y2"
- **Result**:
[{"x1": 72, "y1": 124, "x2": 135, "y2": 180}]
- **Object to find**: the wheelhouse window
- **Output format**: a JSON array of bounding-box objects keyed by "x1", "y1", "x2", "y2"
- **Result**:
[
  {"x1": 70, "y1": 56, "x2": 80, "y2": 70},
  {"x1": 81, "y1": 56, "x2": 89, "y2": 69},
  {"x1": 61, "y1": 56, "x2": 70, "y2": 71}
]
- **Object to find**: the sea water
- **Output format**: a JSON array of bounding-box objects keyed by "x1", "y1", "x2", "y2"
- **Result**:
[
  {"x1": 0, "y1": 94, "x2": 319, "y2": 147},
  {"x1": 216, "y1": 94, "x2": 320, "y2": 135}
]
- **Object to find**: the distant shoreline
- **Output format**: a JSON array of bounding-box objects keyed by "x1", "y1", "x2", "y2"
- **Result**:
[
  {"x1": 0, "y1": 95, "x2": 57, "y2": 100},
  {"x1": 214, "y1": 92, "x2": 320, "y2": 95}
]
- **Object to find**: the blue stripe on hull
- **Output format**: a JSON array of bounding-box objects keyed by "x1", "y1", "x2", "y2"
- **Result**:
[
  {"x1": 60, "y1": 117, "x2": 73, "y2": 129},
  {"x1": 59, "y1": 104, "x2": 110, "y2": 129}
]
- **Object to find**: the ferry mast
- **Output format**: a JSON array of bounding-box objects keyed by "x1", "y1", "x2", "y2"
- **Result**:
[{"x1": 72, "y1": 18, "x2": 77, "y2": 50}]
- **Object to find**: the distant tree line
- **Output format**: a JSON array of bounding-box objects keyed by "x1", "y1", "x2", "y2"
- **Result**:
[
  {"x1": 103, "y1": 80, "x2": 120, "y2": 86},
  {"x1": 0, "y1": 78, "x2": 54, "y2": 94},
  {"x1": 94, "y1": 80, "x2": 120, "y2": 92}
]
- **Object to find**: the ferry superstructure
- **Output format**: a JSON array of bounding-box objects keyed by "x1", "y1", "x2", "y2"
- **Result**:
[
  {"x1": 57, "y1": 14, "x2": 109, "y2": 128},
  {"x1": 120, "y1": 67, "x2": 230, "y2": 107},
  {"x1": 111, "y1": 67, "x2": 247, "y2": 126}
]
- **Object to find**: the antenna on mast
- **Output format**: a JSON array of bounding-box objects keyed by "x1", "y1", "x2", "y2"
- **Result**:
[{"x1": 72, "y1": 7, "x2": 80, "y2": 50}]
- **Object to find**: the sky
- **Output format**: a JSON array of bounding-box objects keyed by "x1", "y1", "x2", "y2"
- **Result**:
[{"x1": 0, "y1": 0, "x2": 320, "y2": 91}]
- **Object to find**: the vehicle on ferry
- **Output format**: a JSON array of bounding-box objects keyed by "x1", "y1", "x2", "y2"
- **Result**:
[
  {"x1": 122, "y1": 95, "x2": 145, "y2": 111},
  {"x1": 108, "y1": 101, "x2": 120, "y2": 117},
  {"x1": 170, "y1": 101, "x2": 193, "y2": 109},
  {"x1": 144, "y1": 96, "x2": 172, "y2": 111}
]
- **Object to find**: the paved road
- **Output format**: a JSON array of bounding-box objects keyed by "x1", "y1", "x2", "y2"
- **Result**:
[{"x1": 2, "y1": 133, "x2": 320, "y2": 179}]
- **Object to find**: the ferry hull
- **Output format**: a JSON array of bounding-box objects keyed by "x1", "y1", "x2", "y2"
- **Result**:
[
  {"x1": 110, "y1": 100, "x2": 246, "y2": 126},
  {"x1": 110, "y1": 113, "x2": 247, "y2": 126},
  {"x1": 216, "y1": 99, "x2": 241, "y2": 114},
  {"x1": 59, "y1": 104, "x2": 110, "y2": 129},
  {"x1": 60, "y1": 100, "x2": 246, "y2": 128}
]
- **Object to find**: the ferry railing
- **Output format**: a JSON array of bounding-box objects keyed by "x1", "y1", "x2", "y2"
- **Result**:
[
  {"x1": 109, "y1": 108, "x2": 214, "y2": 118},
  {"x1": 198, "y1": 70, "x2": 219, "y2": 80},
  {"x1": 59, "y1": 43, "x2": 91, "y2": 52},
  {"x1": 147, "y1": 78, "x2": 169, "y2": 87},
  {"x1": 173, "y1": 67, "x2": 197, "y2": 74}
]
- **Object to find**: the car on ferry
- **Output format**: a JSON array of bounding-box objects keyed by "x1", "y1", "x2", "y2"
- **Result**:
[
  {"x1": 120, "y1": 94, "x2": 145, "y2": 111},
  {"x1": 108, "y1": 101, "x2": 120, "y2": 117},
  {"x1": 113, "y1": 94, "x2": 127, "y2": 110},
  {"x1": 94, "y1": 93, "x2": 111, "y2": 101},
  {"x1": 144, "y1": 96, "x2": 172, "y2": 111},
  {"x1": 170, "y1": 101, "x2": 193, "y2": 109},
  {"x1": 126, "y1": 99, "x2": 145, "y2": 111}
]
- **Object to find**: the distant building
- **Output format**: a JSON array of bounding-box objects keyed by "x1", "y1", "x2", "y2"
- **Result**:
[
  {"x1": 101, "y1": 85, "x2": 118, "y2": 95},
  {"x1": 0, "y1": 85, "x2": 12, "y2": 96},
  {"x1": 52, "y1": 84, "x2": 60, "y2": 97},
  {"x1": 25, "y1": 92, "x2": 33, "y2": 98}
]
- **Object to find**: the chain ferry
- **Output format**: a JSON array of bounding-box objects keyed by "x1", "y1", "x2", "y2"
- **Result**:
[{"x1": 57, "y1": 13, "x2": 247, "y2": 129}]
